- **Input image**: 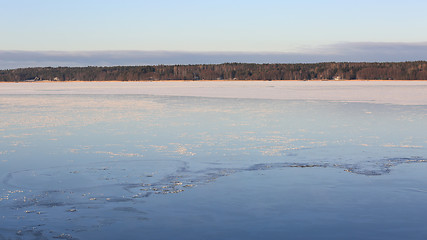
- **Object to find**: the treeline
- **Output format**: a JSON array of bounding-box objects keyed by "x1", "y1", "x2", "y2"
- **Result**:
[{"x1": 1, "y1": 62, "x2": 427, "y2": 82}]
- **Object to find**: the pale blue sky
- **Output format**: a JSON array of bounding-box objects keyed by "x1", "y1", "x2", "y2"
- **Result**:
[
  {"x1": 1, "y1": 0, "x2": 427, "y2": 68},
  {"x1": 2, "y1": 0, "x2": 427, "y2": 51}
]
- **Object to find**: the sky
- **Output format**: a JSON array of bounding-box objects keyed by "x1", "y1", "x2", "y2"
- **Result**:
[{"x1": 1, "y1": 0, "x2": 427, "y2": 69}]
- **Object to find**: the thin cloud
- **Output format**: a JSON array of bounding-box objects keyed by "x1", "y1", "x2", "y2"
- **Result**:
[
  {"x1": 311, "y1": 42, "x2": 427, "y2": 61},
  {"x1": 1, "y1": 42, "x2": 427, "y2": 69}
]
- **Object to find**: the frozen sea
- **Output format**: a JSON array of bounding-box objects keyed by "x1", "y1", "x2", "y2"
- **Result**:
[{"x1": 0, "y1": 81, "x2": 426, "y2": 240}]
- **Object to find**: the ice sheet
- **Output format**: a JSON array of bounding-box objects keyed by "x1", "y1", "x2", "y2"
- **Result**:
[{"x1": 1, "y1": 81, "x2": 427, "y2": 105}]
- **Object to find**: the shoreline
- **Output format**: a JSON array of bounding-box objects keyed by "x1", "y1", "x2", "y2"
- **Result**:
[{"x1": 1, "y1": 79, "x2": 427, "y2": 83}]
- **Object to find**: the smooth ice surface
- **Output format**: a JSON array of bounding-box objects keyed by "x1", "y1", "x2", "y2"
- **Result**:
[
  {"x1": 1, "y1": 81, "x2": 427, "y2": 105},
  {"x1": 0, "y1": 82, "x2": 426, "y2": 239}
]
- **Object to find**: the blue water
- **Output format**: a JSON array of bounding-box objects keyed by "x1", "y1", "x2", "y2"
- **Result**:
[{"x1": 0, "y1": 94, "x2": 426, "y2": 239}]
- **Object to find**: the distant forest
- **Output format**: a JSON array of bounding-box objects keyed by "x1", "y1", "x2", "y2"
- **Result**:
[{"x1": 1, "y1": 62, "x2": 427, "y2": 82}]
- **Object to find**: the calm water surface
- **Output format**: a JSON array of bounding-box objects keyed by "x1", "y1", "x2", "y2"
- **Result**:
[{"x1": 0, "y1": 92, "x2": 426, "y2": 239}]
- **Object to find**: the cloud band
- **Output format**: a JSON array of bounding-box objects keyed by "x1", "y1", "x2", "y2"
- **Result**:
[{"x1": 1, "y1": 42, "x2": 427, "y2": 69}]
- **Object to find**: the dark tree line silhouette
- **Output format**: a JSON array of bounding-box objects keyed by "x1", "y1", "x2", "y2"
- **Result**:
[{"x1": 1, "y1": 62, "x2": 427, "y2": 82}]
